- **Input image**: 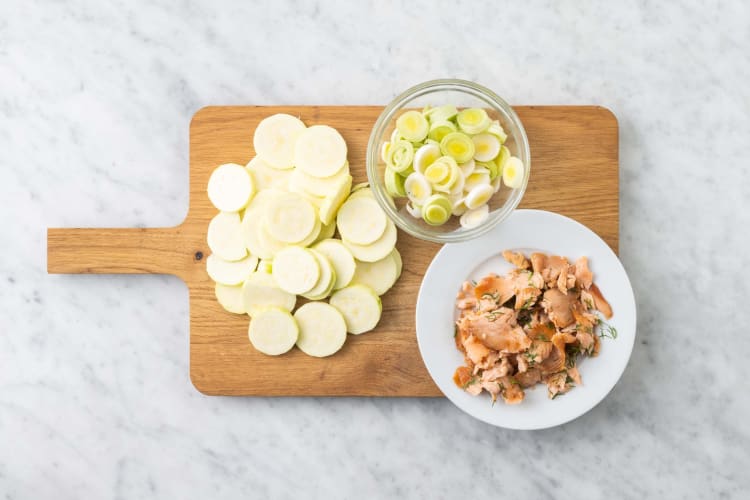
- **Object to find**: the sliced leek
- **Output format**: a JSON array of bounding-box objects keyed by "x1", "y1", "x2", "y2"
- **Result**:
[
  {"x1": 456, "y1": 108, "x2": 491, "y2": 134},
  {"x1": 427, "y1": 120, "x2": 457, "y2": 143},
  {"x1": 502, "y1": 156, "x2": 525, "y2": 189},
  {"x1": 385, "y1": 140, "x2": 415, "y2": 174},
  {"x1": 487, "y1": 120, "x2": 508, "y2": 143},
  {"x1": 396, "y1": 110, "x2": 429, "y2": 142},
  {"x1": 440, "y1": 132, "x2": 475, "y2": 164},
  {"x1": 404, "y1": 172, "x2": 432, "y2": 205},
  {"x1": 472, "y1": 133, "x2": 501, "y2": 162},
  {"x1": 384, "y1": 166, "x2": 406, "y2": 197},
  {"x1": 460, "y1": 204, "x2": 489, "y2": 229},
  {"x1": 421, "y1": 194, "x2": 452, "y2": 226},
  {"x1": 413, "y1": 143, "x2": 441, "y2": 174},
  {"x1": 425, "y1": 104, "x2": 458, "y2": 123}
]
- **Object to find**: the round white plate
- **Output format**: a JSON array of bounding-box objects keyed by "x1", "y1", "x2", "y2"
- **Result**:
[{"x1": 416, "y1": 209, "x2": 636, "y2": 429}]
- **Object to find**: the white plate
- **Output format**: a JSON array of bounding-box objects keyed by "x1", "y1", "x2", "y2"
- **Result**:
[{"x1": 416, "y1": 209, "x2": 636, "y2": 429}]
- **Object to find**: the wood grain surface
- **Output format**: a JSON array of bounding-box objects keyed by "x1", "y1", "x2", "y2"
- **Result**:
[{"x1": 47, "y1": 105, "x2": 619, "y2": 396}]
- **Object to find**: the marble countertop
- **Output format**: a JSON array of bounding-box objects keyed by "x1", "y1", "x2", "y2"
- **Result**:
[{"x1": 2, "y1": 1, "x2": 748, "y2": 498}]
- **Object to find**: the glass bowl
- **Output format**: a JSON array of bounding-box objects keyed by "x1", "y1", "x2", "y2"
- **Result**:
[{"x1": 366, "y1": 79, "x2": 531, "y2": 244}]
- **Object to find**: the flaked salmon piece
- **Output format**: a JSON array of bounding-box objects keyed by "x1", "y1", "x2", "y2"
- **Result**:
[
  {"x1": 543, "y1": 255, "x2": 570, "y2": 288},
  {"x1": 461, "y1": 311, "x2": 531, "y2": 353},
  {"x1": 576, "y1": 330, "x2": 595, "y2": 353},
  {"x1": 480, "y1": 380, "x2": 502, "y2": 402},
  {"x1": 517, "y1": 339, "x2": 552, "y2": 372},
  {"x1": 498, "y1": 376, "x2": 525, "y2": 404},
  {"x1": 539, "y1": 332, "x2": 576, "y2": 374},
  {"x1": 502, "y1": 250, "x2": 530, "y2": 270},
  {"x1": 453, "y1": 366, "x2": 473, "y2": 388},
  {"x1": 544, "y1": 371, "x2": 569, "y2": 398},
  {"x1": 530, "y1": 252, "x2": 547, "y2": 273},
  {"x1": 592, "y1": 334, "x2": 601, "y2": 357},
  {"x1": 462, "y1": 334, "x2": 493, "y2": 365},
  {"x1": 456, "y1": 280, "x2": 477, "y2": 310},
  {"x1": 482, "y1": 357, "x2": 513, "y2": 383},
  {"x1": 526, "y1": 321, "x2": 556, "y2": 341},
  {"x1": 574, "y1": 256, "x2": 593, "y2": 290},
  {"x1": 466, "y1": 380, "x2": 483, "y2": 396},
  {"x1": 474, "y1": 275, "x2": 515, "y2": 305},
  {"x1": 515, "y1": 287, "x2": 541, "y2": 310},
  {"x1": 542, "y1": 288, "x2": 578, "y2": 328},
  {"x1": 515, "y1": 368, "x2": 541, "y2": 388},
  {"x1": 572, "y1": 304, "x2": 598, "y2": 332},
  {"x1": 589, "y1": 283, "x2": 613, "y2": 319},
  {"x1": 529, "y1": 272, "x2": 545, "y2": 289},
  {"x1": 557, "y1": 266, "x2": 570, "y2": 293},
  {"x1": 567, "y1": 365, "x2": 582, "y2": 385},
  {"x1": 474, "y1": 350, "x2": 501, "y2": 374}
]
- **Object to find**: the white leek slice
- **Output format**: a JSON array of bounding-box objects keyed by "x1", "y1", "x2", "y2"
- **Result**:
[
  {"x1": 425, "y1": 104, "x2": 458, "y2": 123},
  {"x1": 464, "y1": 184, "x2": 494, "y2": 210},
  {"x1": 421, "y1": 194, "x2": 452, "y2": 226},
  {"x1": 463, "y1": 167, "x2": 491, "y2": 192},
  {"x1": 404, "y1": 172, "x2": 432, "y2": 205},
  {"x1": 396, "y1": 110, "x2": 429, "y2": 142},
  {"x1": 413, "y1": 143, "x2": 441, "y2": 174},
  {"x1": 380, "y1": 141, "x2": 391, "y2": 163},
  {"x1": 405, "y1": 201, "x2": 422, "y2": 218},
  {"x1": 487, "y1": 120, "x2": 508, "y2": 143},
  {"x1": 472, "y1": 133, "x2": 501, "y2": 162},
  {"x1": 459, "y1": 159, "x2": 476, "y2": 179},
  {"x1": 502, "y1": 156, "x2": 525, "y2": 189},
  {"x1": 384, "y1": 166, "x2": 407, "y2": 197},
  {"x1": 440, "y1": 132, "x2": 475, "y2": 164},
  {"x1": 385, "y1": 140, "x2": 414, "y2": 173},
  {"x1": 456, "y1": 108, "x2": 491, "y2": 134},
  {"x1": 460, "y1": 204, "x2": 490, "y2": 229},
  {"x1": 427, "y1": 120, "x2": 457, "y2": 143}
]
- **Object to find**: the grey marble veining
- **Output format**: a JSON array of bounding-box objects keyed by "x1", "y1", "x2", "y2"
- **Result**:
[{"x1": 2, "y1": 0, "x2": 749, "y2": 498}]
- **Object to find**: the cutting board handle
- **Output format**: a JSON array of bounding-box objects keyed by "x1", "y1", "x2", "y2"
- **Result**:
[{"x1": 47, "y1": 226, "x2": 196, "y2": 279}]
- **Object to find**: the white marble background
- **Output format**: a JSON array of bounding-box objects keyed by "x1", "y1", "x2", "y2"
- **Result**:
[{"x1": 1, "y1": 0, "x2": 748, "y2": 498}]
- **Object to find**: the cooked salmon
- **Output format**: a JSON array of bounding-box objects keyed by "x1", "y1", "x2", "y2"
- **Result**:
[{"x1": 453, "y1": 250, "x2": 614, "y2": 405}]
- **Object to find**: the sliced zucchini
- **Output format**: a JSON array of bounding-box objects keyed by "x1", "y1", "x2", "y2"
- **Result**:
[
  {"x1": 214, "y1": 283, "x2": 246, "y2": 314},
  {"x1": 272, "y1": 246, "x2": 320, "y2": 294},
  {"x1": 241, "y1": 271, "x2": 296, "y2": 316},
  {"x1": 207, "y1": 163, "x2": 255, "y2": 212},
  {"x1": 319, "y1": 174, "x2": 353, "y2": 225},
  {"x1": 336, "y1": 196, "x2": 387, "y2": 246},
  {"x1": 302, "y1": 250, "x2": 336, "y2": 300},
  {"x1": 264, "y1": 193, "x2": 318, "y2": 244},
  {"x1": 342, "y1": 218, "x2": 397, "y2": 263},
  {"x1": 294, "y1": 302, "x2": 348, "y2": 357},
  {"x1": 294, "y1": 125, "x2": 348, "y2": 178},
  {"x1": 248, "y1": 307, "x2": 299, "y2": 355},
  {"x1": 206, "y1": 253, "x2": 258, "y2": 286},
  {"x1": 313, "y1": 239, "x2": 356, "y2": 290},
  {"x1": 253, "y1": 113, "x2": 306, "y2": 169},
  {"x1": 329, "y1": 284, "x2": 382, "y2": 334},
  {"x1": 351, "y1": 249, "x2": 400, "y2": 295},
  {"x1": 207, "y1": 211, "x2": 247, "y2": 262}
]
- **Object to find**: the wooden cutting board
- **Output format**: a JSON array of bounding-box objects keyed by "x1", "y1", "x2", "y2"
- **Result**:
[{"x1": 47, "y1": 105, "x2": 619, "y2": 397}]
